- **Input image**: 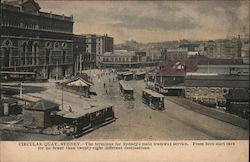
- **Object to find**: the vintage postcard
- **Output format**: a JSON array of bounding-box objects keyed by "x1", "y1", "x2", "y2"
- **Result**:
[{"x1": 0, "y1": 0, "x2": 249, "y2": 161}]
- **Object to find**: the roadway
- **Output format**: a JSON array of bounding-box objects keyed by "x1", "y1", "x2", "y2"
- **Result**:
[{"x1": 0, "y1": 69, "x2": 249, "y2": 140}]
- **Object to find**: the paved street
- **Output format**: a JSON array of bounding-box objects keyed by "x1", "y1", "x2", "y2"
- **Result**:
[{"x1": 0, "y1": 69, "x2": 249, "y2": 140}]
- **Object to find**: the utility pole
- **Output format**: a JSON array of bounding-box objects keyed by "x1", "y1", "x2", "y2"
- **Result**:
[
  {"x1": 79, "y1": 53, "x2": 82, "y2": 74},
  {"x1": 61, "y1": 86, "x2": 64, "y2": 110},
  {"x1": 56, "y1": 61, "x2": 58, "y2": 80}
]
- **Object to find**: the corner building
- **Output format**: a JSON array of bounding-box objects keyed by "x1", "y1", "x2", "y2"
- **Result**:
[{"x1": 0, "y1": 0, "x2": 74, "y2": 79}]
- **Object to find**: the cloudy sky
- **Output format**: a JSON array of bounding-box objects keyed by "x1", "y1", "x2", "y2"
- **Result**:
[{"x1": 38, "y1": 0, "x2": 249, "y2": 44}]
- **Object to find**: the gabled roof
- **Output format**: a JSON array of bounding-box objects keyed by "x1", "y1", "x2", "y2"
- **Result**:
[
  {"x1": 159, "y1": 58, "x2": 198, "y2": 76},
  {"x1": 26, "y1": 100, "x2": 59, "y2": 111},
  {"x1": 21, "y1": 0, "x2": 41, "y2": 11},
  {"x1": 64, "y1": 77, "x2": 93, "y2": 87},
  {"x1": 67, "y1": 78, "x2": 88, "y2": 87}
]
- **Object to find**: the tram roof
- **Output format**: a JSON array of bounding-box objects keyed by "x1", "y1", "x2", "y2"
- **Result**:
[
  {"x1": 135, "y1": 72, "x2": 146, "y2": 75},
  {"x1": 123, "y1": 72, "x2": 133, "y2": 76},
  {"x1": 61, "y1": 104, "x2": 113, "y2": 119},
  {"x1": 119, "y1": 81, "x2": 133, "y2": 91},
  {"x1": 143, "y1": 89, "x2": 164, "y2": 98}
]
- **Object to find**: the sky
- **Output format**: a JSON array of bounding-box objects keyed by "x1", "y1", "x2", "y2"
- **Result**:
[{"x1": 38, "y1": 0, "x2": 249, "y2": 44}]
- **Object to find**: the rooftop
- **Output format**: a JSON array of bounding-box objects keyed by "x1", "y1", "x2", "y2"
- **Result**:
[
  {"x1": 26, "y1": 100, "x2": 59, "y2": 111},
  {"x1": 185, "y1": 75, "x2": 249, "y2": 88},
  {"x1": 61, "y1": 105, "x2": 113, "y2": 119},
  {"x1": 143, "y1": 89, "x2": 164, "y2": 98}
]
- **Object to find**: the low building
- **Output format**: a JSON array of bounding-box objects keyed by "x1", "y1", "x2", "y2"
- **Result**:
[
  {"x1": 24, "y1": 100, "x2": 60, "y2": 128},
  {"x1": 155, "y1": 58, "x2": 197, "y2": 95},
  {"x1": 56, "y1": 73, "x2": 93, "y2": 98},
  {"x1": 184, "y1": 74, "x2": 249, "y2": 107}
]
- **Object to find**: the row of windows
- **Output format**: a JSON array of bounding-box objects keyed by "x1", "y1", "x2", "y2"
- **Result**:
[{"x1": 103, "y1": 57, "x2": 130, "y2": 62}]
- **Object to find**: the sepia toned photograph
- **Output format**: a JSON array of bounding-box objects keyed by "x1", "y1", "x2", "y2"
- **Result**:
[{"x1": 0, "y1": 0, "x2": 249, "y2": 143}]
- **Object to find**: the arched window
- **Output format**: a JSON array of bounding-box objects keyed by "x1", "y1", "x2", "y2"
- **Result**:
[
  {"x1": 33, "y1": 42, "x2": 39, "y2": 65},
  {"x1": 2, "y1": 39, "x2": 13, "y2": 47},
  {"x1": 45, "y1": 41, "x2": 52, "y2": 49},
  {"x1": 21, "y1": 41, "x2": 28, "y2": 65},
  {"x1": 54, "y1": 42, "x2": 59, "y2": 49},
  {"x1": 2, "y1": 39, "x2": 13, "y2": 67},
  {"x1": 27, "y1": 41, "x2": 33, "y2": 65}
]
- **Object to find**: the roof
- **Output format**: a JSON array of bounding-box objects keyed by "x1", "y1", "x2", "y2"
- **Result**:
[
  {"x1": 135, "y1": 72, "x2": 146, "y2": 75},
  {"x1": 197, "y1": 58, "x2": 244, "y2": 65},
  {"x1": 67, "y1": 78, "x2": 88, "y2": 87},
  {"x1": 119, "y1": 81, "x2": 133, "y2": 91},
  {"x1": 26, "y1": 100, "x2": 59, "y2": 111},
  {"x1": 159, "y1": 58, "x2": 198, "y2": 76},
  {"x1": 62, "y1": 75, "x2": 93, "y2": 87},
  {"x1": 21, "y1": 0, "x2": 40, "y2": 10},
  {"x1": 185, "y1": 75, "x2": 249, "y2": 88},
  {"x1": 123, "y1": 72, "x2": 133, "y2": 76},
  {"x1": 143, "y1": 89, "x2": 164, "y2": 98},
  {"x1": 62, "y1": 105, "x2": 113, "y2": 119}
]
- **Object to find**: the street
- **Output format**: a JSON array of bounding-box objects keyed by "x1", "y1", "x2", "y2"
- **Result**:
[{"x1": 0, "y1": 69, "x2": 249, "y2": 140}]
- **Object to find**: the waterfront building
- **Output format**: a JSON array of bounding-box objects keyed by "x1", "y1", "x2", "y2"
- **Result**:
[{"x1": 0, "y1": 0, "x2": 74, "y2": 80}]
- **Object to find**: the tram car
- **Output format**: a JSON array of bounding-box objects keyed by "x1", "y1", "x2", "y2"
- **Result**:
[
  {"x1": 59, "y1": 105, "x2": 115, "y2": 137},
  {"x1": 123, "y1": 72, "x2": 134, "y2": 81},
  {"x1": 142, "y1": 89, "x2": 165, "y2": 110},
  {"x1": 135, "y1": 72, "x2": 146, "y2": 80},
  {"x1": 119, "y1": 80, "x2": 134, "y2": 100},
  {"x1": 117, "y1": 72, "x2": 125, "y2": 80}
]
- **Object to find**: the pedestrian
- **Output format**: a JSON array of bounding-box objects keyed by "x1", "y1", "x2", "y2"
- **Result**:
[
  {"x1": 104, "y1": 83, "x2": 106, "y2": 88},
  {"x1": 69, "y1": 106, "x2": 72, "y2": 112}
]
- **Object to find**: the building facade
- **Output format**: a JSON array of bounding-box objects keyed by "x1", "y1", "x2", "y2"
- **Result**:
[
  {"x1": 0, "y1": 0, "x2": 74, "y2": 80},
  {"x1": 205, "y1": 36, "x2": 242, "y2": 59},
  {"x1": 73, "y1": 34, "x2": 113, "y2": 72},
  {"x1": 161, "y1": 48, "x2": 188, "y2": 61},
  {"x1": 184, "y1": 74, "x2": 249, "y2": 106},
  {"x1": 84, "y1": 34, "x2": 113, "y2": 68}
]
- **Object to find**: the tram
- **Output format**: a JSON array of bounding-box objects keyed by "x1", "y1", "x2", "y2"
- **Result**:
[
  {"x1": 135, "y1": 72, "x2": 146, "y2": 80},
  {"x1": 123, "y1": 72, "x2": 134, "y2": 81},
  {"x1": 59, "y1": 105, "x2": 115, "y2": 137},
  {"x1": 119, "y1": 80, "x2": 134, "y2": 100},
  {"x1": 142, "y1": 89, "x2": 165, "y2": 110}
]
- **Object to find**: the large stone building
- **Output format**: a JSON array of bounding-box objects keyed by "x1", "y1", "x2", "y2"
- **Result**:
[
  {"x1": 205, "y1": 36, "x2": 242, "y2": 59},
  {"x1": 84, "y1": 34, "x2": 113, "y2": 68},
  {"x1": 161, "y1": 48, "x2": 188, "y2": 61},
  {"x1": 73, "y1": 34, "x2": 113, "y2": 72},
  {"x1": 0, "y1": 0, "x2": 74, "y2": 80}
]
